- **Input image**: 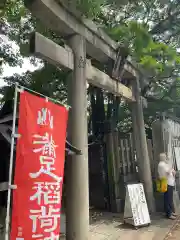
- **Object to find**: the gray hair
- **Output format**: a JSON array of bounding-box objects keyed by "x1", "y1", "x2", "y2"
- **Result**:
[{"x1": 159, "y1": 152, "x2": 167, "y2": 162}]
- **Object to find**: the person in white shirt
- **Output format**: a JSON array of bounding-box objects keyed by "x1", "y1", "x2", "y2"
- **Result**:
[{"x1": 158, "y1": 153, "x2": 177, "y2": 220}]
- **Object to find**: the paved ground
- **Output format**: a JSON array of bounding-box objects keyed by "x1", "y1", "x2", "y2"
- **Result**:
[
  {"x1": 164, "y1": 215, "x2": 180, "y2": 240},
  {"x1": 60, "y1": 211, "x2": 178, "y2": 240}
]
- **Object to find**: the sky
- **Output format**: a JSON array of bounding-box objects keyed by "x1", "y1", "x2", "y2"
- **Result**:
[
  {"x1": 3, "y1": 58, "x2": 37, "y2": 76},
  {"x1": 0, "y1": 35, "x2": 39, "y2": 87},
  {"x1": 0, "y1": 58, "x2": 39, "y2": 87}
]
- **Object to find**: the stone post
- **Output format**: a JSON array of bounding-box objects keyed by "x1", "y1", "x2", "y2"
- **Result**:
[
  {"x1": 131, "y1": 78, "x2": 155, "y2": 213},
  {"x1": 66, "y1": 34, "x2": 89, "y2": 240}
]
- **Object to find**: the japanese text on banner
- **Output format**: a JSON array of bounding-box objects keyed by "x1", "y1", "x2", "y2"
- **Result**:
[
  {"x1": 10, "y1": 91, "x2": 68, "y2": 240},
  {"x1": 29, "y1": 108, "x2": 61, "y2": 240}
]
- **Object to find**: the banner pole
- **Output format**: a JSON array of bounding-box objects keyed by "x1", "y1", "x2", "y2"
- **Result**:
[{"x1": 5, "y1": 84, "x2": 19, "y2": 240}]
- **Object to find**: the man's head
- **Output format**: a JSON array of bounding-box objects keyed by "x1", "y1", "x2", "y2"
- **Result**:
[{"x1": 159, "y1": 152, "x2": 168, "y2": 163}]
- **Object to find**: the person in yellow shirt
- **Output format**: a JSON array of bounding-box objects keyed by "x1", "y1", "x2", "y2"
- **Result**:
[{"x1": 158, "y1": 153, "x2": 177, "y2": 220}]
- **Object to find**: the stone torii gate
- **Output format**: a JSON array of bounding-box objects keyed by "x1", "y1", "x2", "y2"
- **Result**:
[{"x1": 24, "y1": 0, "x2": 155, "y2": 239}]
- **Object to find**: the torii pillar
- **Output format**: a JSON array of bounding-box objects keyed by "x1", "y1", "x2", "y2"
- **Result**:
[
  {"x1": 131, "y1": 78, "x2": 155, "y2": 213},
  {"x1": 66, "y1": 34, "x2": 89, "y2": 240}
]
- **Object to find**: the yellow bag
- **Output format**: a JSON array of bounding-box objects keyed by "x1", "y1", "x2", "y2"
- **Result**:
[{"x1": 156, "y1": 178, "x2": 167, "y2": 193}]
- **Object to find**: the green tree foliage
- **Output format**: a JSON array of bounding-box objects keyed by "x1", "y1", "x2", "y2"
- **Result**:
[
  {"x1": 0, "y1": 0, "x2": 69, "y2": 104},
  {"x1": 94, "y1": 0, "x2": 180, "y2": 130}
]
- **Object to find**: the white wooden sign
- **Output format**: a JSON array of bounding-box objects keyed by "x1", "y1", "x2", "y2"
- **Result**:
[{"x1": 124, "y1": 183, "x2": 151, "y2": 227}]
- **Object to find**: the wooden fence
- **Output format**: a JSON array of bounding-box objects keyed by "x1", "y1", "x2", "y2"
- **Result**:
[
  {"x1": 104, "y1": 131, "x2": 139, "y2": 211},
  {"x1": 88, "y1": 130, "x2": 154, "y2": 212}
]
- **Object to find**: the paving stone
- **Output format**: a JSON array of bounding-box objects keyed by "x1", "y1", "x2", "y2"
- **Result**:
[
  {"x1": 89, "y1": 232, "x2": 107, "y2": 240},
  {"x1": 59, "y1": 212, "x2": 178, "y2": 240}
]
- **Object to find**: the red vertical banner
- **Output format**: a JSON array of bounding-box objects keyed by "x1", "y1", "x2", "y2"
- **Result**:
[{"x1": 10, "y1": 91, "x2": 68, "y2": 240}]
